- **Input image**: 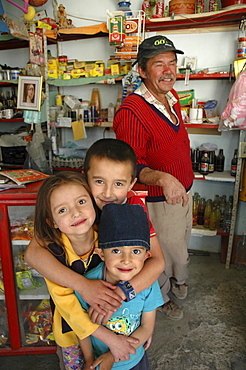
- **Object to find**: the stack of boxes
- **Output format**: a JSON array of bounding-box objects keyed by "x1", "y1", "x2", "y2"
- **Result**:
[{"x1": 47, "y1": 56, "x2": 105, "y2": 79}]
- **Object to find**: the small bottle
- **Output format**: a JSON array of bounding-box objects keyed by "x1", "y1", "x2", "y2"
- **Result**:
[
  {"x1": 204, "y1": 199, "x2": 212, "y2": 228},
  {"x1": 219, "y1": 195, "x2": 227, "y2": 229},
  {"x1": 142, "y1": 0, "x2": 151, "y2": 19},
  {"x1": 235, "y1": 231, "x2": 246, "y2": 266},
  {"x1": 200, "y1": 152, "x2": 209, "y2": 176},
  {"x1": 209, "y1": 206, "x2": 217, "y2": 231},
  {"x1": 231, "y1": 149, "x2": 238, "y2": 177},
  {"x1": 91, "y1": 88, "x2": 101, "y2": 117},
  {"x1": 215, "y1": 205, "x2": 221, "y2": 229},
  {"x1": 197, "y1": 197, "x2": 206, "y2": 225},
  {"x1": 208, "y1": 151, "x2": 215, "y2": 173},
  {"x1": 215, "y1": 149, "x2": 225, "y2": 172},
  {"x1": 192, "y1": 148, "x2": 200, "y2": 172},
  {"x1": 152, "y1": 0, "x2": 164, "y2": 18},
  {"x1": 192, "y1": 195, "x2": 199, "y2": 226},
  {"x1": 213, "y1": 194, "x2": 220, "y2": 208},
  {"x1": 223, "y1": 196, "x2": 233, "y2": 233}
]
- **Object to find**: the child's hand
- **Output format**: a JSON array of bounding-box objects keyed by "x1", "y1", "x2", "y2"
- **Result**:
[
  {"x1": 88, "y1": 306, "x2": 113, "y2": 325},
  {"x1": 88, "y1": 285, "x2": 126, "y2": 325},
  {"x1": 108, "y1": 334, "x2": 138, "y2": 362},
  {"x1": 89, "y1": 351, "x2": 114, "y2": 370},
  {"x1": 143, "y1": 335, "x2": 152, "y2": 350},
  {"x1": 77, "y1": 279, "x2": 123, "y2": 315}
]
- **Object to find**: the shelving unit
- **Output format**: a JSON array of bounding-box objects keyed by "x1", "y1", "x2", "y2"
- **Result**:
[{"x1": 145, "y1": 6, "x2": 246, "y2": 33}]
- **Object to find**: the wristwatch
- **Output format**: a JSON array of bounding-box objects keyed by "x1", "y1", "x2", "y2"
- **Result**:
[{"x1": 117, "y1": 280, "x2": 136, "y2": 302}]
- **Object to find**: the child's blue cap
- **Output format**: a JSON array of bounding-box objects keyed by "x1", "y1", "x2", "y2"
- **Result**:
[{"x1": 98, "y1": 203, "x2": 150, "y2": 250}]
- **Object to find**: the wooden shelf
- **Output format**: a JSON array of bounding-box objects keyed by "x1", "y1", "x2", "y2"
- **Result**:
[
  {"x1": 47, "y1": 74, "x2": 124, "y2": 87},
  {"x1": 0, "y1": 118, "x2": 24, "y2": 122},
  {"x1": 145, "y1": 6, "x2": 246, "y2": 33},
  {"x1": 0, "y1": 80, "x2": 19, "y2": 85},
  {"x1": 194, "y1": 170, "x2": 236, "y2": 182},
  {"x1": 191, "y1": 225, "x2": 229, "y2": 236},
  {"x1": 177, "y1": 72, "x2": 233, "y2": 80}
]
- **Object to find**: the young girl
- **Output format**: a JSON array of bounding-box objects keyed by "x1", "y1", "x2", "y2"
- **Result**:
[{"x1": 34, "y1": 172, "x2": 138, "y2": 369}]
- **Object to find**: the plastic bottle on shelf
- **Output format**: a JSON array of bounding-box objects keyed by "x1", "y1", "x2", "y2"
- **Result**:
[
  {"x1": 231, "y1": 149, "x2": 238, "y2": 177},
  {"x1": 235, "y1": 231, "x2": 246, "y2": 266},
  {"x1": 215, "y1": 149, "x2": 225, "y2": 172},
  {"x1": 152, "y1": 0, "x2": 164, "y2": 18},
  {"x1": 91, "y1": 88, "x2": 101, "y2": 116},
  {"x1": 142, "y1": 0, "x2": 151, "y2": 19}
]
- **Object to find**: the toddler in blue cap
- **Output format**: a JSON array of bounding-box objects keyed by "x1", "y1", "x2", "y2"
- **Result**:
[{"x1": 76, "y1": 203, "x2": 164, "y2": 370}]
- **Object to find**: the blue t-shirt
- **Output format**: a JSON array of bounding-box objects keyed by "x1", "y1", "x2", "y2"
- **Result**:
[{"x1": 75, "y1": 262, "x2": 164, "y2": 369}]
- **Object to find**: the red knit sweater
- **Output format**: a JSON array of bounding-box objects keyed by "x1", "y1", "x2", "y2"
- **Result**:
[{"x1": 113, "y1": 91, "x2": 194, "y2": 202}]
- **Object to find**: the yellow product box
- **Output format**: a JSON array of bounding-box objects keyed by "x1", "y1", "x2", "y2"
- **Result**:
[
  {"x1": 120, "y1": 65, "x2": 128, "y2": 74},
  {"x1": 58, "y1": 65, "x2": 67, "y2": 72},
  {"x1": 80, "y1": 71, "x2": 90, "y2": 78},
  {"x1": 111, "y1": 64, "x2": 120, "y2": 75},
  {"x1": 48, "y1": 70, "x2": 58, "y2": 79},
  {"x1": 66, "y1": 65, "x2": 74, "y2": 72},
  {"x1": 62, "y1": 72, "x2": 71, "y2": 79},
  {"x1": 59, "y1": 62, "x2": 68, "y2": 67},
  {"x1": 74, "y1": 61, "x2": 86, "y2": 68},
  {"x1": 91, "y1": 62, "x2": 105, "y2": 77},
  {"x1": 48, "y1": 59, "x2": 58, "y2": 68}
]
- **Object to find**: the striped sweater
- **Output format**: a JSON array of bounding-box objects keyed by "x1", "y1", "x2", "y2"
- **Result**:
[{"x1": 113, "y1": 91, "x2": 194, "y2": 202}]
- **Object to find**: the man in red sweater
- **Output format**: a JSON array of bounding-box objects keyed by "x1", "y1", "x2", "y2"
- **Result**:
[{"x1": 114, "y1": 35, "x2": 194, "y2": 320}]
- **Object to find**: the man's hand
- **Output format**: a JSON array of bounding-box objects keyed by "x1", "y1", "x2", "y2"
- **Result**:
[
  {"x1": 76, "y1": 279, "x2": 122, "y2": 316},
  {"x1": 139, "y1": 167, "x2": 188, "y2": 206},
  {"x1": 89, "y1": 351, "x2": 114, "y2": 370},
  {"x1": 160, "y1": 172, "x2": 188, "y2": 206}
]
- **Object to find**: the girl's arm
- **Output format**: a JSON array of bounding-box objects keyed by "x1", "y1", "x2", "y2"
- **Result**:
[
  {"x1": 78, "y1": 336, "x2": 94, "y2": 370},
  {"x1": 89, "y1": 235, "x2": 165, "y2": 325},
  {"x1": 24, "y1": 236, "x2": 122, "y2": 313}
]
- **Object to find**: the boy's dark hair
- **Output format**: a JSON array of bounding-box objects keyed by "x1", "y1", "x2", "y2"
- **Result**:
[
  {"x1": 84, "y1": 138, "x2": 137, "y2": 182},
  {"x1": 34, "y1": 171, "x2": 98, "y2": 251}
]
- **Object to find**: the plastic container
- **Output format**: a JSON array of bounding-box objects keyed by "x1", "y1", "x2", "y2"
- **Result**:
[{"x1": 204, "y1": 100, "x2": 218, "y2": 119}]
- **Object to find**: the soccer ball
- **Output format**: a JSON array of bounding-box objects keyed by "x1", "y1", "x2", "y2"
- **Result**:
[{"x1": 29, "y1": 0, "x2": 49, "y2": 7}]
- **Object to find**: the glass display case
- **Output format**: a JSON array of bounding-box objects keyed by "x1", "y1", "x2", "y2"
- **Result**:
[{"x1": 0, "y1": 182, "x2": 56, "y2": 356}]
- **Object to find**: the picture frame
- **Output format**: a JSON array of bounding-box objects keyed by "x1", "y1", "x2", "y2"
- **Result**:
[{"x1": 17, "y1": 75, "x2": 43, "y2": 111}]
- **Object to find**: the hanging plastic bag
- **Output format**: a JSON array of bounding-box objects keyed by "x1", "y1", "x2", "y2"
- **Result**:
[
  {"x1": 220, "y1": 69, "x2": 246, "y2": 131},
  {"x1": 24, "y1": 124, "x2": 52, "y2": 174}
]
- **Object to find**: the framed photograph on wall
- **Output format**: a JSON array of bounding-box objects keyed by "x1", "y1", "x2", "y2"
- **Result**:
[{"x1": 17, "y1": 76, "x2": 43, "y2": 111}]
